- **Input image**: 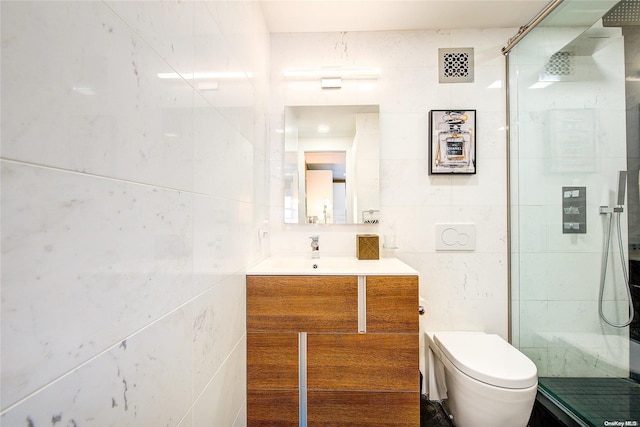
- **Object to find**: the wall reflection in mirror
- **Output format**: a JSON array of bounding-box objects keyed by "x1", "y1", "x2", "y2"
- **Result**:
[{"x1": 283, "y1": 105, "x2": 380, "y2": 224}]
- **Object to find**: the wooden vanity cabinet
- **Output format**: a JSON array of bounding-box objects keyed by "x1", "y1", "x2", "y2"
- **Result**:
[
  {"x1": 366, "y1": 275, "x2": 418, "y2": 333},
  {"x1": 247, "y1": 274, "x2": 419, "y2": 426},
  {"x1": 247, "y1": 275, "x2": 358, "y2": 332}
]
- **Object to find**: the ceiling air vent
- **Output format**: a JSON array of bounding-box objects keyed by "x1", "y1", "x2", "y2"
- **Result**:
[{"x1": 439, "y1": 48, "x2": 474, "y2": 83}]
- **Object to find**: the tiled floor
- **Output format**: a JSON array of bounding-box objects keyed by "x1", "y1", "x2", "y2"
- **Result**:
[
  {"x1": 539, "y1": 377, "x2": 640, "y2": 426},
  {"x1": 421, "y1": 395, "x2": 454, "y2": 427}
]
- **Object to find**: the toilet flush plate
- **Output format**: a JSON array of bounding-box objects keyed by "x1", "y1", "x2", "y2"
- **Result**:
[{"x1": 435, "y1": 224, "x2": 476, "y2": 251}]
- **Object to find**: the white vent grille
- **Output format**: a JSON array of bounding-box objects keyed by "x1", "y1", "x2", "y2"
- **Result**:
[
  {"x1": 443, "y1": 52, "x2": 469, "y2": 77},
  {"x1": 439, "y1": 48, "x2": 474, "y2": 83},
  {"x1": 545, "y1": 51, "x2": 574, "y2": 77}
]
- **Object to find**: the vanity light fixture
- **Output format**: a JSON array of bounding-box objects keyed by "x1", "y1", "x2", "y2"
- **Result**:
[
  {"x1": 321, "y1": 77, "x2": 342, "y2": 89},
  {"x1": 284, "y1": 67, "x2": 380, "y2": 89}
]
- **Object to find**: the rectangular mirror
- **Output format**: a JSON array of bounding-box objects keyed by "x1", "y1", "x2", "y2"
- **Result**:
[{"x1": 283, "y1": 105, "x2": 380, "y2": 224}]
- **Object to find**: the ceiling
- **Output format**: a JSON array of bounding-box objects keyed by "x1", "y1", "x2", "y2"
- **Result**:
[{"x1": 260, "y1": 0, "x2": 552, "y2": 33}]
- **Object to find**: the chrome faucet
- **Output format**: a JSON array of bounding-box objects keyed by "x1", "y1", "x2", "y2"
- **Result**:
[{"x1": 310, "y1": 235, "x2": 320, "y2": 259}]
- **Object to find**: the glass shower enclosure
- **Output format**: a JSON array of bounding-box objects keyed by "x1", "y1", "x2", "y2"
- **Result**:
[{"x1": 507, "y1": 0, "x2": 640, "y2": 425}]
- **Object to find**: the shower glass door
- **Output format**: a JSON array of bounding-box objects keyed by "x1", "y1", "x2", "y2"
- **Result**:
[{"x1": 508, "y1": 0, "x2": 640, "y2": 425}]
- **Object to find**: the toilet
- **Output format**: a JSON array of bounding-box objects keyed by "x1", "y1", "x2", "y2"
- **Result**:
[{"x1": 425, "y1": 331, "x2": 538, "y2": 427}]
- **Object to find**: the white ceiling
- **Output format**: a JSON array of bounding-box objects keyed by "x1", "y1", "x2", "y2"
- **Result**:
[{"x1": 260, "y1": 0, "x2": 552, "y2": 33}]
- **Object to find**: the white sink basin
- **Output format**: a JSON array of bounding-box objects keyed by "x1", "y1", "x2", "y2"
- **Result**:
[{"x1": 247, "y1": 256, "x2": 417, "y2": 276}]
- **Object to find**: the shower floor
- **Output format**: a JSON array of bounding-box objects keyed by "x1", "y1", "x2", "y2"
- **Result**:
[{"x1": 538, "y1": 377, "x2": 640, "y2": 426}]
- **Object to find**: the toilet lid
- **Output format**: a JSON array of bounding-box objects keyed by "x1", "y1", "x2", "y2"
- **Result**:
[{"x1": 434, "y1": 332, "x2": 538, "y2": 389}]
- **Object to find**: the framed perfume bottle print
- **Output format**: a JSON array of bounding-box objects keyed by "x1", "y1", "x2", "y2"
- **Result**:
[{"x1": 429, "y1": 110, "x2": 476, "y2": 174}]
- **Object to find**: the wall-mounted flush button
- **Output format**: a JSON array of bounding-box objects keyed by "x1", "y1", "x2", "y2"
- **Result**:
[{"x1": 435, "y1": 224, "x2": 476, "y2": 251}]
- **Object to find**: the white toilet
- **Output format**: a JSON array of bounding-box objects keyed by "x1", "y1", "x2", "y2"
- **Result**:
[{"x1": 425, "y1": 331, "x2": 538, "y2": 427}]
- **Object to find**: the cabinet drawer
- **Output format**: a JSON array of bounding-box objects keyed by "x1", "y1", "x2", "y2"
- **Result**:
[
  {"x1": 307, "y1": 333, "x2": 418, "y2": 391},
  {"x1": 247, "y1": 275, "x2": 358, "y2": 332},
  {"x1": 247, "y1": 389, "x2": 298, "y2": 426},
  {"x1": 247, "y1": 333, "x2": 298, "y2": 389},
  {"x1": 307, "y1": 391, "x2": 419, "y2": 426},
  {"x1": 366, "y1": 275, "x2": 418, "y2": 333}
]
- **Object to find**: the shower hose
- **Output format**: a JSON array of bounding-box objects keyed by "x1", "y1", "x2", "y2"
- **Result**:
[{"x1": 599, "y1": 210, "x2": 635, "y2": 328}]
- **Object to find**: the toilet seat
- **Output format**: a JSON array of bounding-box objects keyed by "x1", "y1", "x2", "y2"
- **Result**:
[{"x1": 433, "y1": 332, "x2": 537, "y2": 389}]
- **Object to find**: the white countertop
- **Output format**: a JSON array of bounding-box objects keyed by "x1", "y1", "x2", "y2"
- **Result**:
[{"x1": 247, "y1": 256, "x2": 418, "y2": 276}]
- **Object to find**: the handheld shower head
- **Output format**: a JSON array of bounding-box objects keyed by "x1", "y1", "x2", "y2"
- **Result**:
[{"x1": 617, "y1": 170, "x2": 627, "y2": 207}]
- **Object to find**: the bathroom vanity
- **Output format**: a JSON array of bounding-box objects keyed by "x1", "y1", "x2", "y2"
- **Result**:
[{"x1": 246, "y1": 257, "x2": 419, "y2": 426}]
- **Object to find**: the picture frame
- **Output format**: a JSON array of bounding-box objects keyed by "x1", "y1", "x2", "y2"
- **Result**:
[{"x1": 429, "y1": 109, "x2": 476, "y2": 174}]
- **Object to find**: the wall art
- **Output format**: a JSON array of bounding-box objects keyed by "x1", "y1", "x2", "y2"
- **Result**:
[{"x1": 429, "y1": 110, "x2": 476, "y2": 174}]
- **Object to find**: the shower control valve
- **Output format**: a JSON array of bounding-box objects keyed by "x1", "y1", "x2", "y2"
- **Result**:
[{"x1": 599, "y1": 205, "x2": 624, "y2": 214}]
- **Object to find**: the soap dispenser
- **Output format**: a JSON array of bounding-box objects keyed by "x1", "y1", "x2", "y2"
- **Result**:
[{"x1": 310, "y1": 235, "x2": 320, "y2": 259}]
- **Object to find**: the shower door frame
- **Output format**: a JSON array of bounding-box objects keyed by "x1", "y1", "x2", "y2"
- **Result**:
[{"x1": 503, "y1": 0, "x2": 565, "y2": 343}]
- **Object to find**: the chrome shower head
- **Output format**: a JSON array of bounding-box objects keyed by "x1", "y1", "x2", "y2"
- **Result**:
[{"x1": 603, "y1": 0, "x2": 640, "y2": 27}]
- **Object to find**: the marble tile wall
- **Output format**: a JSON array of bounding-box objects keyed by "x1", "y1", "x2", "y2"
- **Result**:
[
  {"x1": 1, "y1": 1, "x2": 269, "y2": 425},
  {"x1": 268, "y1": 28, "x2": 514, "y2": 362},
  {"x1": 509, "y1": 26, "x2": 630, "y2": 377}
]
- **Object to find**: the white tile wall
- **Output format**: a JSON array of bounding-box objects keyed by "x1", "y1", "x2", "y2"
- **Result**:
[
  {"x1": 268, "y1": 29, "x2": 514, "y2": 363},
  {"x1": 1, "y1": 1, "x2": 269, "y2": 425}
]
